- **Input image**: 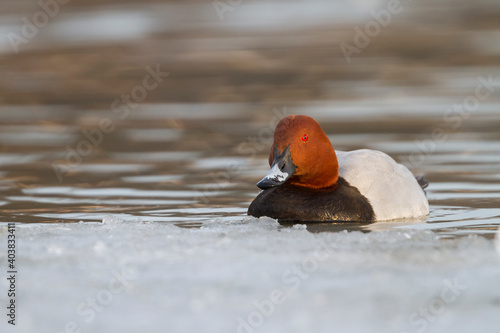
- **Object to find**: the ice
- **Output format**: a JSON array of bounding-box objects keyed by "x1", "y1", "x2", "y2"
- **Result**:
[{"x1": 1, "y1": 217, "x2": 499, "y2": 333}]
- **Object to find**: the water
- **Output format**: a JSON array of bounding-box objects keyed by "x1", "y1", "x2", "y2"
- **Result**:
[{"x1": 1, "y1": 96, "x2": 499, "y2": 237}]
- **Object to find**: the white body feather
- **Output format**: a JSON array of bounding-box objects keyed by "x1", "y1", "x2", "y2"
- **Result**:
[{"x1": 336, "y1": 149, "x2": 429, "y2": 221}]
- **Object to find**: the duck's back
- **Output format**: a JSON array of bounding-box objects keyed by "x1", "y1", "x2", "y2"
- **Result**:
[{"x1": 336, "y1": 149, "x2": 429, "y2": 221}]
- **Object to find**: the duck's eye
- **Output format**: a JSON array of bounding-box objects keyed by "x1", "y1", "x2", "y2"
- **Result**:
[{"x1": 302, "y1": 134, "x2": 308, "y2": 142}]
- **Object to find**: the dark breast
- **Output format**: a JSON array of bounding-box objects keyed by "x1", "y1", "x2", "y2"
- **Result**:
[{"x1": 247, "y1": 177, "x2": 375, "y2": 222}]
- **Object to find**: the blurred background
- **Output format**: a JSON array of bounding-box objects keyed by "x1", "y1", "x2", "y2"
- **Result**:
[
  {"x1": 1, "y1": 0, "x2": 500, "y2": 106},
  {"x1": 0, "y1": 0, "x2": 500, "y2": 232}
]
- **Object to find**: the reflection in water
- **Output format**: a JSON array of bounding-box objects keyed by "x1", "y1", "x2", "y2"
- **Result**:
[{"x1": 279, "y1": 221, "x2": 375, "y2": 233}]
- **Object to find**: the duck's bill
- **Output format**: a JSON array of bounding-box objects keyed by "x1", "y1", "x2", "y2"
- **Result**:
[{"x1": 256, "y1": 145, "x2": 296, "y2": 190}]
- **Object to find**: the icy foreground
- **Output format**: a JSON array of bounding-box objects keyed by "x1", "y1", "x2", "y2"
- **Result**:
[{"x1": 1, "y1": 217, "x2": 500, "y2": 333}]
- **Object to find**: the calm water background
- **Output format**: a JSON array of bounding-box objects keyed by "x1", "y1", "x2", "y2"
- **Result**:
[{"x1": 1, "y1": 99, "x2": 499, "y2": 237}]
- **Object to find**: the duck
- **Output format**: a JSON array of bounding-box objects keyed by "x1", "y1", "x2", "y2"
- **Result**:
[{"x1": 248, "y1": 115, "x2": 429, "y2": 222}]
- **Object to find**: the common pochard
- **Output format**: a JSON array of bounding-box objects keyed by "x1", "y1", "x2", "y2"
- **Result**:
[{"x1": 248, "y1": 115, "x2": 429, "y2": 222}]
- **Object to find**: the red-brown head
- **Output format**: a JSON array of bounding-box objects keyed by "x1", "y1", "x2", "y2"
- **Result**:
[{"x1": 257, "y1": 115, "x2": 339, "y2": 189}]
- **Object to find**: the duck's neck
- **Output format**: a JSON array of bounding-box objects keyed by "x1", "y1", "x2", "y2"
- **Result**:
[{"x1": 290, "y1": 153, "x2": 339, "y2": 189}]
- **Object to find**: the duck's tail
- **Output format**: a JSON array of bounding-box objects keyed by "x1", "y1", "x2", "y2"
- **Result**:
[{"x1": 415, "y1": 175, "x2": 429, "y2": 194}]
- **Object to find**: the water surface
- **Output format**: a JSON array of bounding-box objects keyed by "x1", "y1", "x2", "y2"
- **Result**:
[{"x1": 1, "y1": 96, "x2": 499, "y2": 238}]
